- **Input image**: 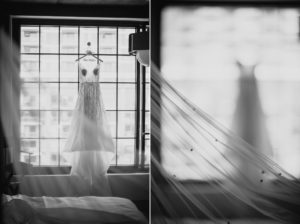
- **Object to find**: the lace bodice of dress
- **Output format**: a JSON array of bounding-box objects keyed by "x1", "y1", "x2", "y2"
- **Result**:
[
  {"x1": 79, "y1": 61, "x2": 100, "y2": 83},
  {"x1": 78, "y1": 61, "x2": 101, "y2": 121}
]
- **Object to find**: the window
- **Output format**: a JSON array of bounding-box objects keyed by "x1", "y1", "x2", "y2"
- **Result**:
[
  {"x1": 18, "y1": 19, "x2": 150, "y2": 171},
  {"x1": 161, "y1": 7, "x2": 300, "y2": 179}
]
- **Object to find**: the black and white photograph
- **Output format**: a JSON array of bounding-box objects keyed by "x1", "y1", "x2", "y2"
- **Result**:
[
  {"x1": 2, "y1": 0, "x2": 300, "y2": 224},
  {"x1": 0, "y1": 0, "x2": 149, "y2": 223}
]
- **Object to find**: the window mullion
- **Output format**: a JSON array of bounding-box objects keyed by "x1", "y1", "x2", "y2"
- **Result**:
[
  {"x1": 58, "y1": 26, "x2": 61, "y2": 166},
  {"x1": 141, "y1": 64, "x2": 146, "y2": 168},
  {"x1": 38, "y1": 25, "x2": 41, "y2": 167},
  {"x1": 116, "y1": 27, "x2": 119, "y2": 166}
]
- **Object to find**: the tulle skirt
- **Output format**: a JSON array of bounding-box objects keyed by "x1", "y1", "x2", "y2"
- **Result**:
[
  {"x1": 64, "y1": 82, "x2": 114, "y2": 153},
  {"x1": 64, "y1": 82, "x2": 114, "y2": 195}
]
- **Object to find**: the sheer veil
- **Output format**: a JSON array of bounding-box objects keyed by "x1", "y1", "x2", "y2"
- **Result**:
[
  {"x1": 151, "y1": 64, "x2": 300, "y2": 223},
  {"x1": 0, "y1": 29, "x2": 21, "y2": 163}
]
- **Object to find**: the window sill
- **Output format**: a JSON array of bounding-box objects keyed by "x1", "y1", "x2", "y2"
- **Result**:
[
  {"x1": 158, "y1": 178, "x2": 300, "y2": 200},
  {"x1": 28, "y1": 165, "x2": 149, "y2": 175}
]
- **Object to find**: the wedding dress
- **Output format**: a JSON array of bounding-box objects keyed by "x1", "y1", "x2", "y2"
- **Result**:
[{"x1": 64, "y1": 56, "x2": 114, "y2": 195}]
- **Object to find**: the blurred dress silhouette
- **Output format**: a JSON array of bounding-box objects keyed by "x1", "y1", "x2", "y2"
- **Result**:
[
  {"x1": 64, "y1": 55, "x2": 114, "y2": 195},
  {"x1": 230, "y1": 62, "x2": 273, "y2": 186}
]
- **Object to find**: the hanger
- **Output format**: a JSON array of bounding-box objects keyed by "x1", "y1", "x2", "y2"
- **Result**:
[{"x1": 76, "y1": 42, "x2": 103, "y2": 63}]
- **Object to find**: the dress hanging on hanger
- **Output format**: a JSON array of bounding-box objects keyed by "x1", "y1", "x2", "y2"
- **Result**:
[{"x1": 64, "y1": 42, "x2": 114, "y2": 195}]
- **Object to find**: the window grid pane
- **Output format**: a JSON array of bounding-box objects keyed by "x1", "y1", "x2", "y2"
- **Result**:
[
  {"x1": 21, "y1": 26, "x2": 39, "y2": 53},
  {"x1": 20, "y1": 24, "x2": 142, "y2": 168}
]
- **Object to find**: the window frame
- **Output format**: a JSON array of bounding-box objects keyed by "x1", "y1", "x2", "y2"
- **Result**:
[
  {"x1": 152, "y1": 0, "x2": 300, "y2": 183},
  {"x1": 13, "y1": 17, "x2": 149, "y2": 174}
]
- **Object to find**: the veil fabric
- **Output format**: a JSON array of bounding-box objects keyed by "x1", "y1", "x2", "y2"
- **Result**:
[
  {"x1": 0, "y1": 29, "x2": 21, "y2": 162},
  {"x1": 151, "y1": 64, "x2": 300, "y2": 223}
]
